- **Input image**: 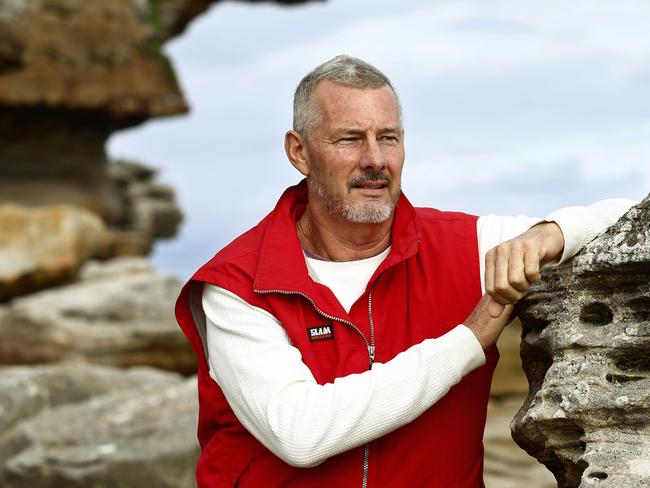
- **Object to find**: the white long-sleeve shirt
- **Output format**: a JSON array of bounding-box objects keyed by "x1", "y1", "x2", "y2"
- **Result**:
[{"x1": 202, "y1": 199, "x2": 635, "y2": 467}]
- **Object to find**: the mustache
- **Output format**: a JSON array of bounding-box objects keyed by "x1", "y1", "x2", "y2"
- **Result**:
[{"x1": 348, "y1": 172, "x2": 391, "y2": 188}]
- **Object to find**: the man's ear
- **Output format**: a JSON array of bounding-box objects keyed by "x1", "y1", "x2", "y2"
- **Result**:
[{"x1": 284, "y1": 130, "x2": 310, "y2": 176}]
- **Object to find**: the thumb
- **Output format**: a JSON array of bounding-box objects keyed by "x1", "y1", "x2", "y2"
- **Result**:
[{"x1": 487, "y1": 297, "x2": 505, "y2": 318}]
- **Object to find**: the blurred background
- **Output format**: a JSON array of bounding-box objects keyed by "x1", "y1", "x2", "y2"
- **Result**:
[{"x1": 1, "y1": 0, "x2": 648, "y2": 486}]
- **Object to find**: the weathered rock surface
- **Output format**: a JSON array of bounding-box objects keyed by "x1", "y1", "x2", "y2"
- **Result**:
[
  {"x1": 0, "y1": 257, "x2": 195, "y2": 374},
  {"x1": 0, "y1": 204, "x2": 107, "y2": 301},
  {"x1": 513, "y1": 194, "x2": 650, "y2": 487},
  {"x1": 0, "y1": 362, "x2": 199, "y2": 488},
  {"x1": 0, "y1": 0, "x2": 187, "y2": 228},
  {"x1": 102, "y1": 159, "x2": 184, "y2": 256},
  {"x1": 0, "y1": 160, "x2": 183, "y2": 253},
  {"x1": 0, "y1": 362, "x2": 182, "y2": 434},
  {"x1": 0, "y1": 0, "x2": 187, "y2": 124}
]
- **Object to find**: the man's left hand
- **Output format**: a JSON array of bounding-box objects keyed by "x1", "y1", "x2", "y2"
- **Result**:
[{"x1": 484, "y1": 222, "x2": 564, "y2": 318}]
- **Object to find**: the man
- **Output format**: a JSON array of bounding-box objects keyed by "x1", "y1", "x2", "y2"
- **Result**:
[{"x1": 175, "y1": 55, "x2": 634, "y2": 487}]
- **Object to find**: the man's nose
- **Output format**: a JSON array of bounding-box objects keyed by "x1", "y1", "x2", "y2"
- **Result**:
[{"x1": 360, "y1": 137, "x2": 387, "y2": 170}]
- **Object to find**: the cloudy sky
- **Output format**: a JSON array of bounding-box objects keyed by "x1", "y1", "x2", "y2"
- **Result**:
[{"x1": 108, "y1": 0, "x2": 650, "y2": 279}]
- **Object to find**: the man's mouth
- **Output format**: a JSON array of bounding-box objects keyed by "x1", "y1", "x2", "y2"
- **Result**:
[
  {"x1": 349, "y1": 174, "x2": 391, "y2": 191},
  {"x1": 352, "y1": 181, "x2": 389, "y2": 190}
]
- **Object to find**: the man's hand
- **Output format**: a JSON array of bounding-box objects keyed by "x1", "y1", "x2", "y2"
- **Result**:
[
  {"x1": 485, "y1": 222, "x2": 564, "y2": 318},
  {"x1": 465, "y1": 294, "x2": 514, "y2": 350}
]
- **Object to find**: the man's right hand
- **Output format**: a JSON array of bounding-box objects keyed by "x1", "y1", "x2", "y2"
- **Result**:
[
  {"x1": 464, "y1": 294, "x2": 514, "y2": 350},
  {"x1": 484, "y1": 221, "x2": 564, "y2": 318}
]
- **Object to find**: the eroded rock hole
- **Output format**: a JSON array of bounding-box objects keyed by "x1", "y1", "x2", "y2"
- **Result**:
[
  {"x1": 626, "y1": 296, "x2": 650, "y2": 321},
  {"x1": 520, "y1": 316, "x2": 551, "y2": 338},
  {"x1": 579, "y1": 302, "x2": 613, "y2": 325},
  {"x1": 614, "y1": 348, "x2": 650, "y2": 373},
  {"x1": 588, "y1": 471, "x2": 608, "y2": 480},
  {"x1": 520, "y1": 341, "x2": 553, "y2": 392},
  {"x1": 547, "y1": 456, "x2": 588, "y2": 488},
  {"x1": 606, "y1": 373, "x2": 646, "y2": 384}
]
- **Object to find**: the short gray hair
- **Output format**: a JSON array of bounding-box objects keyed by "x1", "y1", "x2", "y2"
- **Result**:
[{"x1": 293, "y1": 55, "x2": 401, "y2": 137}]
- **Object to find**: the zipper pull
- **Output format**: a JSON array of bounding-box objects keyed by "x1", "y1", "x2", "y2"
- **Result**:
[{"x1": 368, "y1": 344, "x2": 376, "y2": 368}]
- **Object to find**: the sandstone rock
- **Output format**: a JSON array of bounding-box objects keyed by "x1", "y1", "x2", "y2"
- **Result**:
[
  {"x1": 102, "y1": 159, "x2": 184, "y2": 256},
  {"x1": 0, "y1": 363, "x2": 199, "y2": 488},
  {"x1": 0, "y1": 204, "x2": 107, "y2": 301},
  {"x1": 0, "y1": 178, "x2": 124, "y2": 227},
  {"x1": 0, "y1": 362, "x2": 182, "y2": 435},
  {"x1": 79, "y1": 256, "x2": 154, "y2": 280},
  {"x1": 0, "y1": 160, "x2": 183, "y2": 257},
  {"x1": 0, "y1": 257, "x2": 196, "y2": 374},
  {"x1": 512, "y1": 194, "x2": 650, "y2": 487},
  {"x1": 0, "y1": 0, "x2": 186, "y2": 123},
  {"x1": 0, "y1": 0, "x2": 185, "y2": 233},
  {"x1": 0, "y1": 0, "x2": 188, "y2": 237}
]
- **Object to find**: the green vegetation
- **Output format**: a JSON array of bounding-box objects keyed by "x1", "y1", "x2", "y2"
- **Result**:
[{"x1": 146, "y1": 0, "x2": 178, "y2": 87}]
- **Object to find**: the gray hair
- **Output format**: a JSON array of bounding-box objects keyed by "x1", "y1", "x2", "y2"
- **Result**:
[{"x1": 292, "y1": 55, "x2": 401, "y2": 137}]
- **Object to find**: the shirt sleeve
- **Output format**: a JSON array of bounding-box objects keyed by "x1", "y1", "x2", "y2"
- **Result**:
[
  {"x1": 203, "y1": 283, "x2": 485, "y2": 468},
  {"x1": 476, "y1": 198, "x2": 636, "y2": 293}
]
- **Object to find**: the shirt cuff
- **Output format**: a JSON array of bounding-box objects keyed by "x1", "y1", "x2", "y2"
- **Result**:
[
  {"x1": 543, "y1": 208, "x2": 597, "y2": 264},
  {"x1": 437, "y1": 325, "x2": 486, "y2": 377}
]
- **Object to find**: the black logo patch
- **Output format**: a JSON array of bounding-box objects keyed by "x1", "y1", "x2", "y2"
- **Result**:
[{"x1": 307, "y1": 324, "x2": 335, "y2": 342}]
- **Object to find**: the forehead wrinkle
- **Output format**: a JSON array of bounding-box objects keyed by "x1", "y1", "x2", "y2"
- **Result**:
[
  {"x1": 313, "y1": 83, "x2": 401, "y2": 129},
  {"x1": 331, "y1": 126, "x2": 402, "y2": 135},
  {"x1": 320, "y1": 103, "x2": 400, "y2": 126},
  {"x1": 320, "y1": 107, "x2": 402, "y2": 132}
]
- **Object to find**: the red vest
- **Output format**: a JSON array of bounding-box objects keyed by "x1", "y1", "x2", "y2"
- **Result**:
[{"x1": 175, "y1": 181, "x2": 498, "y2": 487}]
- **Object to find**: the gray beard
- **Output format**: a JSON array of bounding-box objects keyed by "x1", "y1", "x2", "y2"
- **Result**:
[
  {"x1": 311, "y1": 178, "x2": 397, "y2": 224},
  {"x1": 340, "y1": 200, "x2": 394, "y2": 223}
]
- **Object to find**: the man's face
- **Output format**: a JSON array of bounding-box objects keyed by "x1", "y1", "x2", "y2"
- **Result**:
[{"x1": 304, "y1": 81, "x2": 405, "y2": 224}]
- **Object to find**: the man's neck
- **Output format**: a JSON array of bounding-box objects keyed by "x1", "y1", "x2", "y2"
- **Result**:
[{"x1": 296, "y1": 205, "x2": 393, "y2": 262}]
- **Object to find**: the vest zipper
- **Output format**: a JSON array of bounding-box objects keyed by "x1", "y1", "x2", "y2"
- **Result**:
[
  {"x1": 254, "y1": 287, "x2": 377, "y2": 488},
  {"x1": 367, "y1": 290, "x2": 376, "y2": 367},
  {"x1": 362, "y1": 290, "x2": 375, "y2": 488}
]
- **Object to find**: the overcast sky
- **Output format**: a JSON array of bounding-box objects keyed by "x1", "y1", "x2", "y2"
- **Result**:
[{"x1": 107, "y1": 0, "x2": 650, "y2": 279}]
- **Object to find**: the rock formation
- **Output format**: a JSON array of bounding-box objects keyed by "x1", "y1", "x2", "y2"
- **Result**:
[
  {"x1": 513, "y1": 194, "x2": 650, "y2": 487},
  {"x1": 0, "y1": 204, "x2": 107, "y2": 300},
  {"x1": 103, "y1": 160, "x2": 184, "y2": 256},
  {"x1": 0, "y1": 0, "x2": 189, "y2": 227},
  {"x1": 0, "y1": 362, "x2": 199, "y2": 488},
  {"x1": 0, "y1": 257, "x2": 195, "y2": 373}
]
